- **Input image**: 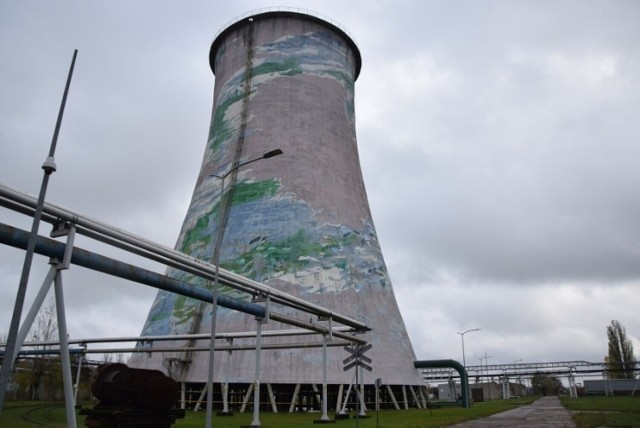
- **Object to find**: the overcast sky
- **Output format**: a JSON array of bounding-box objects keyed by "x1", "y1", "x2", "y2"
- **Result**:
[{"x1": 1, "y1": 0, "x2": 639, "y2": 373}]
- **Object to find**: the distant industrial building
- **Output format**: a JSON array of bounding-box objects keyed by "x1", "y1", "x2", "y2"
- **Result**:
[
  {"x1": 583, "y1": 379, "x2": 640, "y2": 396},
  {"x1": 437, "y1": 381, "x2": 527, "y2": 402}
]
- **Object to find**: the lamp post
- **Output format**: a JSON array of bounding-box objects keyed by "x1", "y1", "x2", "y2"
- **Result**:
[
  {"x1": 480, "y1": 353, "x2": 493, "y2": 399},
  {"x1": 205, "y1": 148, "x2": 283, "y2": 428},
  {"x1": 457, "y1": 328, "x2": 481, "y2": 368}
]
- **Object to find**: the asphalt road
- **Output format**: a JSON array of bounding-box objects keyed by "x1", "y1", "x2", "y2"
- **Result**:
[{"x1": 451, "y1": 396, "x2": 576, "y2": 427}]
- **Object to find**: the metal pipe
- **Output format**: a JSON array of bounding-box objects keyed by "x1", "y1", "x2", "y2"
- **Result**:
[
  {"x1": 251, "y1": 318, "x2": 263, "y2": 426},
  {"x1": 0, "y1": 223, "x2": 265, "y2": 318},
  {"x1": 3, "y1": 340, "x2": 353, "y2": 356},
  {"x1": 0, "y1": 50, "x2": 78, "y2": 414},
  {"x1": 0, "y1": 182, "x2": 369, "y2": 331},
  {"x1": 0, "y1": 223, "x2": 366, "y2": 344},
  {"x1": 269, "y1": 312, "x2": 366, "y2": 345},
  {"x1": 206, "y1": 169, "x2": 226, "y2": 427},
  {"x1": 221, "y1": 341, "x2": 232, "y2": 414},
  {"x1": 320, "y1": 334, "x2": 330, "y2": 421},
  {"x1": 73, "y1": 355, "x2": 83, "y2": 404},
  {"x1": 9, "y1": 326, "x2": 355, "y2": 348},
  {"x1": 414, "y1": 359, "x2": 470, "y2": 408},
  {"x1": 53, "y1": 227, "x2": 77, "y2": 427},
  {"x1": 54, "y1": 270, "x2": 77, "y2": 427}
]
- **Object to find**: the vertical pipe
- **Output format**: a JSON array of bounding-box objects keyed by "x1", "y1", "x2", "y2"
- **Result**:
[
  {"x1": 358, "y1": 366, "x2": 366, "y2": 417},
  {"x1": 206, "y1": 173, "x2": 226, "y2": 428},
  {"x1": 355, "y1": 365, "x2": 360, "y2": 428},
  {"x1": 221, "y1": 344, "x2": 232, "y2": 414},
  {"x1": 336, "y1": 384, "x2": 344, "y2": 414},
  {"x1": 222, "y1": 381, "x2": 229, "y2": 413},
  {"x1": 402, "y1": 385, "x2": 408, "y2": 409},
  {"x1": 319, "y1": 334, "x2": 329, "y2": 421},
  {"x1": 375, "y1": 378, "x2": 380, "y2": 414},
  {"x1": 74, "y1": 355, "x2": 83, "y2": 404},
  {"x1": 54, "y1": 271, "x2": 77, "y2": 427},
  {"x1": 250, "y1": 318, "x2": 263, "y2": 426},
  {"x1": 375, "y1": 379, "x2": 380, "y2": 426},
  {"x1": 181, "y1": 382, "x2": 186, "y2": 410}
]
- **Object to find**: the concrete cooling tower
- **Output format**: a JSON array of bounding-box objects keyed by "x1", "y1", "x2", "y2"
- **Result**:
[{"x1": 131, "y1": 8, "x2": 424, "y2": 408}]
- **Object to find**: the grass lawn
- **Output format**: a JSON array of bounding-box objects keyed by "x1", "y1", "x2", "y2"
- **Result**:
[
  {"x1": 174, "y1": 398, "x2": 537, "y2": 427},
  {"x1": 1, "y1": 398, "x2": 536, "y2": 427},
  {"x1": 560, "y1": 396, "x2": 640, "y2": 428},
  {"x1": 5, "y1": 394, "x2": 639, "y2": 427}
]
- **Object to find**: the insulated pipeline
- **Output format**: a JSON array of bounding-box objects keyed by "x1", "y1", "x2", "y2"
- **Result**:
[
  {"x1": 0, "y1": 222, "x2": 366, "y2": 344},
  {"x1": 0, "y1": 183, "x2": 369, "y2": 331},
  {"x1": 0, "y1": 222, "x2": 265, "y2": 318}
]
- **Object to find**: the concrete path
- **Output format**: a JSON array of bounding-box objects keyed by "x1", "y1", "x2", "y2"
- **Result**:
[{"x1": 451, "y1": 396, "x2": 576, "y2": 427}]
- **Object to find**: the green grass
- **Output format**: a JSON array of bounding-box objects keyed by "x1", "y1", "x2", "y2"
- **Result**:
[
  {"x1": 0, "y1": 401, "x2": 86, "y2": 427},
  {"x1": 560, "y1": 396, "x2": 640, "y2": 428},
  {"x1": 5, "y1": 396, "x2": 639, "y2": 427},
  {"x1": 1, "y1": 398, "x2": 536, "y2": 427}
]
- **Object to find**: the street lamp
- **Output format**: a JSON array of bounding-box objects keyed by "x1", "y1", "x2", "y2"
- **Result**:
[
  {"x1": 480, "y1": 353, "x2": 493, "y2": 400},
  {"x1": 457, "y1": 328, "x2": 481, "y2": 368},
  {"x1": 205, "y1": 148, "x2": 283, "y2": 428}
]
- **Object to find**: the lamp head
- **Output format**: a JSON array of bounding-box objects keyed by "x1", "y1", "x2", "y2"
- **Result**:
[{"x1": 263, "y1": 149, "x2": 283, "y2": 159}]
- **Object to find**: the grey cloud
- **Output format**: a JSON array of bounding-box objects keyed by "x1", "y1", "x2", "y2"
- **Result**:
[{"x1": 1, "y1": 0, "x2": 639, "y2": 369}]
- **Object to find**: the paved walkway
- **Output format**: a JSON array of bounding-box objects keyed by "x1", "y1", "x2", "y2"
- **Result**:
[{"x1": 451, "y1": 396, "x2": 576, "y2": 427}]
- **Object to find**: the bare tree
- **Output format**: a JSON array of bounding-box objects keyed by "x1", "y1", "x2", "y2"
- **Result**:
[
  {"x1": 13, "y1": 297, "x2": 62, "y2": 400},
  {"x1": 606, "y1": 320, "x2": 636, "y2": 379}
]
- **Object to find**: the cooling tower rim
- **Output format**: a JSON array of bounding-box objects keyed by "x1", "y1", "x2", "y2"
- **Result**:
[{"x1": 210, "y1": 7, "x2": 362, "y2": 81}]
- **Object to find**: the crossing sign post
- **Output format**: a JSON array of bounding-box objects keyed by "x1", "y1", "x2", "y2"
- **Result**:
[
  {"x1": 343, "y1": 343, "x2": 373, "y2": 372},
  {"x1": 342, "y1": 344, "x2": 373, "y2": 424}
]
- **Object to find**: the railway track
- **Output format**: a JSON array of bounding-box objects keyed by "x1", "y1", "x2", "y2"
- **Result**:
[{"x1": 21, "y1": 402, "x2": 64, "y2": 426}]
